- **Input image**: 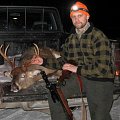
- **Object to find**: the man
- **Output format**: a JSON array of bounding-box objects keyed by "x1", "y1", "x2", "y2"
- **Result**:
[{"x1": 32, "y1": 1, "x2": 114, "y2": 120}]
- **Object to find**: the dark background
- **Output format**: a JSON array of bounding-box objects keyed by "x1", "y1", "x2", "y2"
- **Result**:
[{"x1": 0, "y1": 0, "x2": 120, "y2": 40}]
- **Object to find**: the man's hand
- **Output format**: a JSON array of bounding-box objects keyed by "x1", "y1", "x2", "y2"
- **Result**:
[
  {"x1": 31, "y1": 55, "x2": 43, "y2": 65},
  {"x1": 62, "y1": 63, "x2": 78, "y2": 73}
]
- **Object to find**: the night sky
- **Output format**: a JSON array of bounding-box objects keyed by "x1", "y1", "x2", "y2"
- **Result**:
[{"x1": 0, "y1": 0, "x2": 120, "y2": 40}]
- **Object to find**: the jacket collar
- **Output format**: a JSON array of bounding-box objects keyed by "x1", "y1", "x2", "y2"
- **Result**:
[{"x1": 71, "y1": 22, "x2": 94, "y2": 34}]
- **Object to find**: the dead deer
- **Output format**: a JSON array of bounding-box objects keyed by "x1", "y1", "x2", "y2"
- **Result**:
[{"x1": 0, "y1": 43, "x2": 61, "y2": 92}]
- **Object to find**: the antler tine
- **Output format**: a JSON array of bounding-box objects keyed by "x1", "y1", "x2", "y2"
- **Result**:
[
  {"x1": 0, "y1": 44, "x2": 3, "y2": 50},
  {"x1": 4, "y1": 44, "x2": 9, "y2": 56},
  {"x1": 33, "y1": 43, "x2": 39, "y2": 55},
  {"x1": 0, "y1": 44, "x2": 15, "y2": 69}
]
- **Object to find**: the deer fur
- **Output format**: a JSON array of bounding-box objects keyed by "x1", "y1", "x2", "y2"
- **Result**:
[{"x1": 0, "y1": 44, "x2": 61, "y2": 92}]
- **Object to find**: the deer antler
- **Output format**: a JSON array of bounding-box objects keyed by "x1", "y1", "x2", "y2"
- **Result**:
[
  {"x1": 33, "y1": 43, "x2": 39, "y2": 55},
  {"x1": 33, "y1": 43, "x2": 60, "y2": 58},
  {"x1": 0, "y1": 44, "x2": 15, "y2": 69}
]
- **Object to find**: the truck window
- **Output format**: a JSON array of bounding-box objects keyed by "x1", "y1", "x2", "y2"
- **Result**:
[
  {"x1": 26, "y1": 8, "x2": 60, "y2": 31},
  {"x1": 8, "y1": 8, "x2": 25, "y2": 31},
  {"x1": 0, "y1": 6, "x2": 62, "y2": 32},
  {"x1": 26, "y1": 8, "x2": 43, "y2": 31}
]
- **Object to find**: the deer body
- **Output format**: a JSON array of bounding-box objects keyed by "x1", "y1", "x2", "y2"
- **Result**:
[{"x1": 0, "y1": 44, "x2": 61, "y2": 92}]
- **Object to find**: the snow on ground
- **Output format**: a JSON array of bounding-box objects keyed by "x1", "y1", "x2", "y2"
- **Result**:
[{"x1": 0, "y1": 96, "x2": 119, "y2": 120}]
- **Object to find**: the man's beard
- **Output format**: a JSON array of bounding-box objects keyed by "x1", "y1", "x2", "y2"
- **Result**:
[{"x1": 75, "y1": 22, "x2": 85, "y2": 29}]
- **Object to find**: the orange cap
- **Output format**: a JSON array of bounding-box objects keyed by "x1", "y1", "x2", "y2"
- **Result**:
[{"x1": 70, "y1": 1, "x2": 90, "y2": 18}]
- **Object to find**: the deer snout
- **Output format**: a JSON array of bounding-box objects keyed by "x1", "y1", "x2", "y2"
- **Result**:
[
  {"x1": 11, "y1": 70, "x2": 42, "y2": 92},
  {"x1": 11, "y1": 79, "x2": 20, "y2": 92}
]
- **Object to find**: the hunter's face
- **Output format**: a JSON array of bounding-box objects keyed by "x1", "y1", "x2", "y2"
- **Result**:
[{"x1": 71, "y1": 12, "x2": 89, "y2": 29}]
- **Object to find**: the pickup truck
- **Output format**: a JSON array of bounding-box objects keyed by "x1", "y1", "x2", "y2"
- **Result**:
[
  {"x1": 0, "y1": 5, "x2": 70, "y2": 110},
  {"x1": 0, "y1": 6, "x2": 119, "y2": 111},
  {"x1": 0, "y1": 6, "x2": 68, "y2": 64}
]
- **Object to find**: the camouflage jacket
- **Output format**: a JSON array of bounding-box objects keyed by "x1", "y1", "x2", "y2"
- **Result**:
[{"x1": 45, "y1": 24, "x2": 114, "y2": 79}]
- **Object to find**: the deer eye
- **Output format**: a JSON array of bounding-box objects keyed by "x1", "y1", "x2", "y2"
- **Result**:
[
  {"x1": 27, "y1": 71, "x2": 34, "y2": 78},
  {"x1": 33, "y1": 70, "x2": 41, "y2": 76},
  {"x1": 20, "y1": 73, "x2": 25, "y2": 78}
]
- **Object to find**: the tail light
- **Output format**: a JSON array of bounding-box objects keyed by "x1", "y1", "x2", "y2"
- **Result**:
[{"x1": 115, "y1": 70, "x2": 120, "y2": 76}]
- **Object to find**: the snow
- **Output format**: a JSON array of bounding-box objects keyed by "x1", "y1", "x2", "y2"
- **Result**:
[{"x1": 0, "y1": 97, "x2": 119, "y2": 120}]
